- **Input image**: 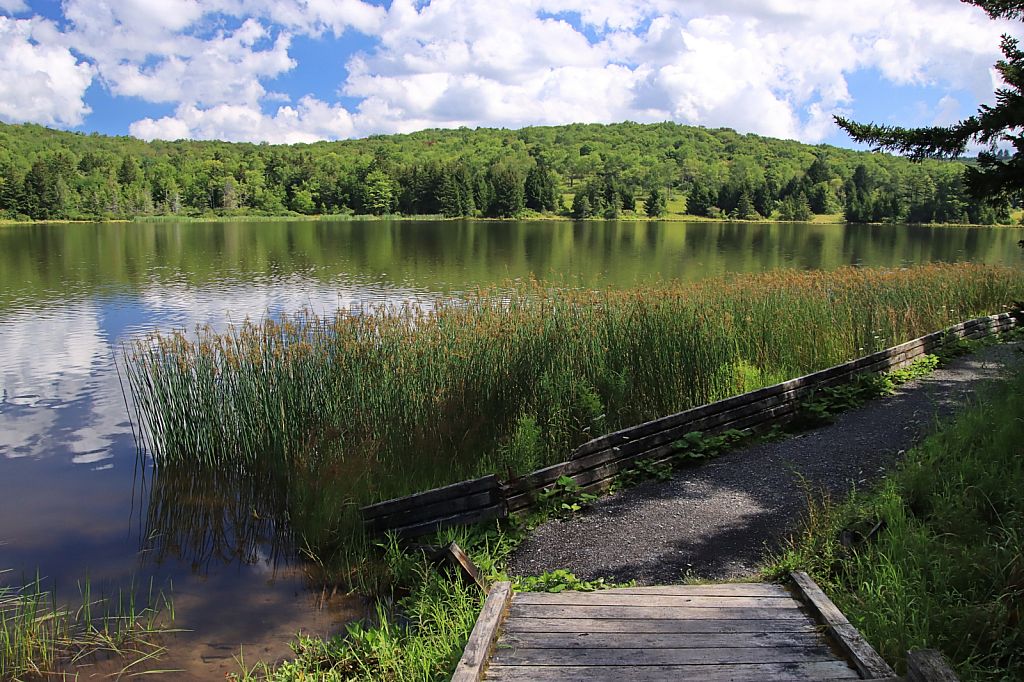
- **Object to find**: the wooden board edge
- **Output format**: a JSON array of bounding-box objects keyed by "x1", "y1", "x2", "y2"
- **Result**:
[
  {"x1": 360, "y1": 474, "x2": 499, "y2": 518},
  {"x1": 450, "y1": 581, "x2": 513, "y2": 682},
  {"x1": 907, "y1": 649, "x2": 960, "y2": 682},
  {"x1": 789, "y1": 571, "x2": 895, "y2": 679}
]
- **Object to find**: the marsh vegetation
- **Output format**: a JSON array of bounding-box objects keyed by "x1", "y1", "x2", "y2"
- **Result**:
[{"x1": 124, "y1": 263, "x2": 1024, "y2": 574}]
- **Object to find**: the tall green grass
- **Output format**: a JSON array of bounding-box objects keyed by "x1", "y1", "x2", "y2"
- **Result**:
[
  {"x1": 765, "y1": 353, "x2": 1024, "y2": 681},
  {"x1": 124, "y1": 264, "x2": 1024, "y2": 559},
  {"x1": 0, "y1": 570, "x2": 174, "y2": 680}
]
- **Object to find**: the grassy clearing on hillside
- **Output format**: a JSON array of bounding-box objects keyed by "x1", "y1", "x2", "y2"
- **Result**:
[{"x1": 765, "y1": 354, "x2": 1024, "y2": 681}]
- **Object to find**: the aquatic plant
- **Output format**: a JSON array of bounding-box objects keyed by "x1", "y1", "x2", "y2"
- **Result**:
[
  {"x1": 123, "y1": 263, "x2": 1024, "y2": 558},
  {"x1": 0, "y1": 570, "x2": 174, "y2": 680}
]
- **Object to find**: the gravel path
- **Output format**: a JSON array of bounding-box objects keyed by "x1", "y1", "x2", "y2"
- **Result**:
[{"x1": 507, "y1": 343, "x2": 1021, "y2": 585}]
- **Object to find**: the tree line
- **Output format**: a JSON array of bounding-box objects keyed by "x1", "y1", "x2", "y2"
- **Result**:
[{"x1": 0, "y1": 120, "x2": 1012, "y2": 224}]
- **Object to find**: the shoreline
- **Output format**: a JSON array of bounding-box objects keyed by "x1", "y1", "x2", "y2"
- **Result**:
[{"x1": 1, "y1": 213, "x2": 1019, "y2": 228}]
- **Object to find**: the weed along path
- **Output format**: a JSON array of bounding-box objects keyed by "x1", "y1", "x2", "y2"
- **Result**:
[{"x1": 507, "y1": 342, "x2": 1022, "y2": 584}]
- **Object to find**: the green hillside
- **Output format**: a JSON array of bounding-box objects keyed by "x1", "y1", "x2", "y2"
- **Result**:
[{"x1": 0, "y1": 120, "x2": 1010, "y2": 224}]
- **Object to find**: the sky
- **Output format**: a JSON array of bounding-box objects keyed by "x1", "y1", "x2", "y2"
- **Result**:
[{"x1": 0, "y1": 0, "x2": 1018, "y2": 148}]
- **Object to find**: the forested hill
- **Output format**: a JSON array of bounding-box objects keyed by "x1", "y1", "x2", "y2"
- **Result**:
[{"x1": 0, "y1": 120, "x2": 1010, "y2": 225}]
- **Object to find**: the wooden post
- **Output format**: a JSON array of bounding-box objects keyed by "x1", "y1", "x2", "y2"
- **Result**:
[{"x1": 450, "y1": 581, "x2": 512, "y2": 682}]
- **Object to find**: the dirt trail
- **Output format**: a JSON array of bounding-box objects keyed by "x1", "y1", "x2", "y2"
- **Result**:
[{"x1": 506, "y1": 343, "x2": 1021, "y2": 584}]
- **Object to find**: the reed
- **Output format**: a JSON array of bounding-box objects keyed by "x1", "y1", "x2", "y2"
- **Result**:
[
  {"x1": 0, "y1": 570, "x2": 174, "y2": 680},
  {"x1": 123, "y1": 263, "x2": 1024, "y2": 559}
]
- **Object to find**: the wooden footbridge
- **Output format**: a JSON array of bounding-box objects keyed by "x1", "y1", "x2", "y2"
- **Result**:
[{"x1": 452, "y1": 572, "x2": 959, "y2": 682}]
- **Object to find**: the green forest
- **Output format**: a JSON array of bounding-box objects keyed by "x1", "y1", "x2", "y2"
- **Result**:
[{"x1": 0, "y1": 119, "x2": 1013, "y2": 225}]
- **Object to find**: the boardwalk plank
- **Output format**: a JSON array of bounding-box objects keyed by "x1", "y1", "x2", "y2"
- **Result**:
[
  {"x1": 450, "y1": 581, "x2": 512, "y2": 682},
  {"x1": 501, "y1": 617, "x2": 820, "y2": 634},
  {"x1": 490, "y1": 645, "x2": 836, "y2": 667},
  {"x1": 507, "y1": 604, "x2": 811, "y2": 620},
  {"x1": 598, "y1": 584, "x2": 790, "y2": 597},
  {"x1": 484, "y1": 661, "x2": 861, "y2": 681},
  {"x1": 497, "y1": 631, "x2": 823, "y2": 650},
  {"x1": 513, "y1": 592, "x2": 796, "y2": 608}
]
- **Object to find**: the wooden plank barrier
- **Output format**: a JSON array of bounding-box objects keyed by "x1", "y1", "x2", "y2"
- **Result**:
[
  {"x1": 359, "y1": 474, "x2": 506, "y2": 538},
  {"x1": 361, "y1": 313, "x2": 1019, "y2": 537}
]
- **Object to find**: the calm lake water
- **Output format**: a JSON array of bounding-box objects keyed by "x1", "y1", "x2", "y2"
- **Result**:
[{"x1": 2, "y1": 218, "x2": 1022, "y2": 677}]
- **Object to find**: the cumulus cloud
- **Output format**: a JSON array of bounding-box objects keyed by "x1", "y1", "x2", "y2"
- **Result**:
[
  {"x1": 340, "y1": 0, "x2": 1016, "y2": 142},
  {"x1": 0, "y1": 17, "x2": 94, "y2": 127},
  {"x1": 130, "y1": 96, "x2": 357, "y2": 143},
  {"x1": 0, "y1": 0, "x2": 1019, "y2": 142}
]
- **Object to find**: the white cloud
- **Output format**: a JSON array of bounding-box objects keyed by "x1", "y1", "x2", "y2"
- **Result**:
[
  {"x1": 933, "y1": 94, "x2": 962, "y2": 126},
  {"x1": 100, "y1": 21, "x2": 295, "y2": 107},
  {"x1": 0, "y1": 0, "x2": 28, "y2": 13},
  {"x1": 0, "y1": 17, "x2": 94, "y2": 127},
  {"x1": 129, "y1": 95, "x2": 357, "y2": 143},
  {"x1": 0, "y1": 0, "x2": 1020, "y2": 142},
  {"x1": 336, "y1": 0, "x2": 1017, "y2": 142}
]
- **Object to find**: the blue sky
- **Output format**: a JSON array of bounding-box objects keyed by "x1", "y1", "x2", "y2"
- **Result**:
[{"x1": 0, "y1": 0, "x2": 1017, "y2": 148}]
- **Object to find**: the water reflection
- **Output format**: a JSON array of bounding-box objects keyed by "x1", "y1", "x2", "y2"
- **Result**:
[{"x1": 139, "y1": 459, "x2": 295, "y2": 578}]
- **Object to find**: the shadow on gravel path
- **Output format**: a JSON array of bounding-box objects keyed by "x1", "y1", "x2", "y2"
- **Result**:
[{"x1": 506, "y1": 343, "x2": 1022, "y2": 584}]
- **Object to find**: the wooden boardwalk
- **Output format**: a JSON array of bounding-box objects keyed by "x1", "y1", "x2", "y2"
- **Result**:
[{"x1": 450, "y1": 572, "x2": 940, "y2": 682}]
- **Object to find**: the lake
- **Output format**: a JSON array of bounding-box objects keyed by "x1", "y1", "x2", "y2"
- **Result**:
[{"x1": 1, "y1": 218, "x2": 1022, "y2": 678}]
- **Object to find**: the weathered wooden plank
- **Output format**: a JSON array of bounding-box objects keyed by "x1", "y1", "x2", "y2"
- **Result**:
[
  {"x1": 512, "y1": 593, "x2": 797, "y2": 608},
  {"x1": 790, "y1": 571, "x2": 895, "y2": 679},
  {"x1": 789, "y1": 571, "x2": 851, "y2": 627},
  {"x1": 497, "y1": 631, "x2": 823, "y2": 650},
  {"x1": 907, "y1": 649, "x2": 960, "y2": 682},
  {"x1": 385, "y1": 502, "x2": 507, "y2": 539},
  {"x1": 507, "y1": 604, "x2": 811, "y2": 621},
  {"x1": 363, "y1": 489, "x2": 498, "y2": 532},
  {"x1": 360, "y1": 475, "x2": 500, "y2": 519},
  {"x1": 490, "y1": 645, "x2": 836, "y2": 667},
  {"x1": 598, "y1": 583, "x2": 790, "y2": 597},
  {"x1": 485, "y1": 661, "x2": 861, "y2": 681},
  {"x1": 484, "y1": 662, "x2": 862, "y2": 682},
  {"x1": 450, "y1": 581, "x2": 512, "y2": 682},
  {"x1": 500, "y1": 617, "x2": 819, "y2": 634},
  {"x1": 436, "y1": 541, "x2": 487, "y2": 592}
]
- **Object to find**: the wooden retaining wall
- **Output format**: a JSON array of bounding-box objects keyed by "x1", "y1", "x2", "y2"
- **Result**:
[
  {"x1": 361, "y1": 312, "x2": 1019, "y2": 537},
  {"x1": 360, "y1": 475, "x2": 505, "y2": 539}
]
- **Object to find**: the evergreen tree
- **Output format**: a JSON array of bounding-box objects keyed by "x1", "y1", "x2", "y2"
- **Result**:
[
  {"x1": 118, "y1": 154, "x2": 140, "y2": 186},
  {"x1": 644, "y1": 188, "x2": 665, "y2": 217},
  {"x1": 571, "y1": 193, "x2": 591, "y2": 219},
  {"x1": 486, "y1": 164, "x2": 525, "y2": 218},
  {"x1": 733, "y1": 190, "x2": 756, "y2": 220},
  {"x1": 619, "y1": 186, "x2": 636, "y2": 213},
  {"x1": 524, "y1": 164, "x2": 557, "y2": 212},
  {"x1": 686, "y1": 182, "x2": 713, "y2": 216},
  {"x1": 836, "y1": 0, "x2": 1024, "y2": 203}
]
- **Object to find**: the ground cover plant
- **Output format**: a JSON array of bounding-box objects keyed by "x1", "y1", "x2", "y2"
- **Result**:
[
  {"x1": 124, "y1": 262, "x2": 1024, "y2": 566},
  {"x1": 764, "y1": 355, "x2": 1024, "y2": 681}
]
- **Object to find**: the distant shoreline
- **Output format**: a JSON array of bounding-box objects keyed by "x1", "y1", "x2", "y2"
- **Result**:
[{"x1": 0, "y1": 213, "x2": 1020, "y2": 228}]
